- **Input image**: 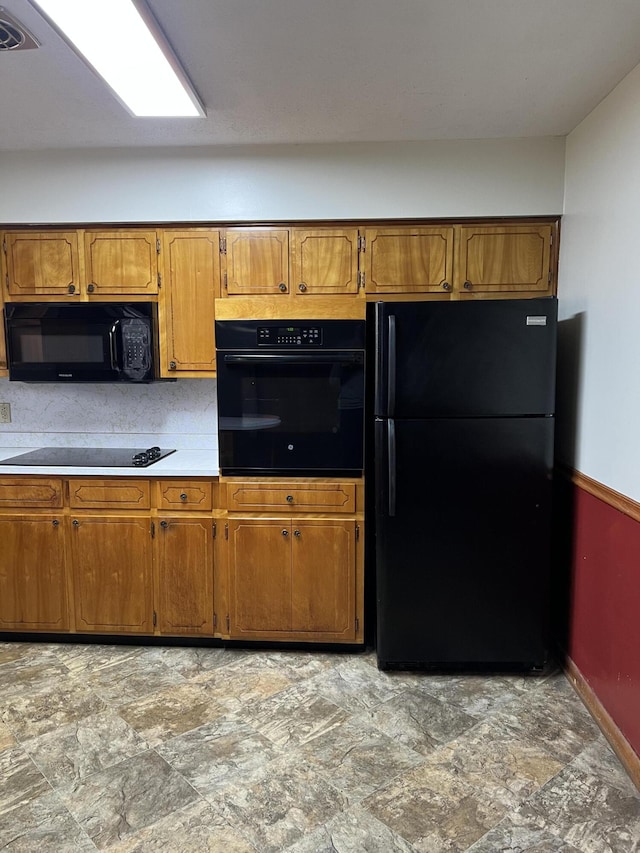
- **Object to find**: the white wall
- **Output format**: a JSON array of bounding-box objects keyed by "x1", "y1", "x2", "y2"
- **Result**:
[
  {"x1": 0, "y1": 139, "x2": 564, "y2": 223},
  {"x1": 558, "y1": 63, "x2": 640, "y2": 501}
]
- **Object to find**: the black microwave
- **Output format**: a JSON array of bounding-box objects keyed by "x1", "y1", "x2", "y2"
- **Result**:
[{"x1": 4, "y1": 302, "x2": 160, "y2": 383}]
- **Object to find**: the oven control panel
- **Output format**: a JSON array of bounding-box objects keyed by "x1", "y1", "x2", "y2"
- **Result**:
[{"x1": 257, "y1": 326, "x2": 323, "y2": 346}]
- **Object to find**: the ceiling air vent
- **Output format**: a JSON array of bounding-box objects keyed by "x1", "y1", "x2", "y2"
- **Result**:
[{"x1": 0, "y1": 7, "x2": 40, "y2": 51}]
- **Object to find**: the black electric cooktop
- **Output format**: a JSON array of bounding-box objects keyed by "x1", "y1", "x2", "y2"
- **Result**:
[{"x1": 1, "y1": 446, "x2": 177, "y2": 468}]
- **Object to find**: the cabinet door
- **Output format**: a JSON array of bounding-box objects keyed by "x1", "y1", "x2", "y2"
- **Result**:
[
  {"x1": 160, "y1": 230, "x2": 220, "y2": 375},
  {"x1": 70, "y1": 515, "x2": 153, "y2": 633},
  {"x1": 83, "y1": 230, "x2": 158, "y2": 295},
  {"x1": 228, "y1": 519, "x2": 291, "y2": 636},
  {"x1": 225, "y1": 229, "x2": 289, "y2": 295},
  {"x1": 291, "y1": 228, "x2": 359, "y2": 296},
  {"x1": 0, "y1": 515, "x2": 69, "y2": 631},
  {"x1": 4, "y1": 231, "x2": 81, "y2": 297},
  {"x1": 291, "y1": 520, "x2": 356, "y2": 640},
  {"x1": 156, "y1": 517, "x2": 214, "y2": 635},
  {"x1": 365, "y1": 227, "x2": 454, "y2": 295},
  {"x1": 456, "y1": 224, "x2": 553, "y2": 294}
]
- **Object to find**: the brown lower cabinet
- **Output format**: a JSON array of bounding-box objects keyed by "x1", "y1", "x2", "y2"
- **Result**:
[
  {"x1": 70, "y1": 515, "x2": 154, "y2": 634},
  {"x1": 228, "y1": 518, "x2": 357, "y2": 641},
  {"x1": 0, "y1": 477, "x2": 217, "y2": 637},
  {"x1": 0, "y1": 475, "x2": 363, "y2": 643},
  {"x1": 0, "y1": 514, "x2": 69, "y2": 631},
  {"x1": 155, "y1": 515, "x2": 214, "y2": 635}
]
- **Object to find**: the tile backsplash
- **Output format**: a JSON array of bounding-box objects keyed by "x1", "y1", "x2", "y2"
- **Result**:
[{"x1": 0, "y1": 377, "x2": 217, "y2": 449}]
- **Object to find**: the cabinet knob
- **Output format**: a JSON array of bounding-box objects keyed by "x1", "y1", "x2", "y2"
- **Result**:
[
  {"x1": 72, "y1": 519, "x2": 79, "y2": 527},
  {"x1": 298, "y1": 283, "x2": 307, "y2": 293},
  {"x1": 68, "y1": 284, "x2": 76, "y2": 294},
  {"x1": 52, "y1": 519, "x2": 59, "y2": 527},
  {"x1": 180, "y1": 493, "x2": 188, "y2": 501},
  {"x1": 160, "y1": 520, "x2": 169, "y2": 529},
  {"x1": 87, "y1": 283, "x2": 95, "y2": 293},
  {"x1": 464, "y1": 280, "x2": 472, "y2": 290},
  {"x1": 286, "y1": 495, "x2": 294, "y2": 503},
  {"x1": 294, "y1": 529, "x2": 301, "y2": 538},
  {"x1": 278, "y1": 282, "x2": 287, "y2": 292},
  {"x1": 442, "y1": 281, "x2": 452, "y2": 291},
  {"x1": 169, "y1": 361, "x2": 177, "y2": 370},
  {"x1": 281, "y1": 528, "x2": 289, "y2": 536}
]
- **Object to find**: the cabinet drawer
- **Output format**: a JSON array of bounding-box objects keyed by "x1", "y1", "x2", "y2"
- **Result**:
[
  {"x1": 157, "y1": 481, "x2": 213, "y2": 511},
  {"x1": 69, "y1": 479, "x2": 151, "y2": 509},
  {"x1": 226, "y1": 482, "x2": 356, "y2": 513},
  {"x1": 0, "y1": 478, "x2": 64, "y2": 508}
]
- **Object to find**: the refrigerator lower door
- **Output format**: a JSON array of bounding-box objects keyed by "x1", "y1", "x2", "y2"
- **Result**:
[{"x1": 374, "y1": 416, "x2": 554, "y2": 669}]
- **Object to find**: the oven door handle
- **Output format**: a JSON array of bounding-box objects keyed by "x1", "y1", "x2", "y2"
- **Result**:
[{"x1": 222, "y1": 353, "x2": 363, "y2": 365}]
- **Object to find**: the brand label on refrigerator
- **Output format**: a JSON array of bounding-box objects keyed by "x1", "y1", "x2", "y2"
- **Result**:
[{"x1": 526, "y1": 315, "x2": 547, "y2": 326}]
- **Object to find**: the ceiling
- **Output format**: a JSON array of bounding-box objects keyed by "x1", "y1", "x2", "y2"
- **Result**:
[{"x1": 2, "y1": 0, "x2": 640, "y2": 152}]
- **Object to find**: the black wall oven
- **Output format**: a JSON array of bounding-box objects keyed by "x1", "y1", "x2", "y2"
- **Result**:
[{"x1": 216, "y1": 319, "x2": 365, "y2": 476}]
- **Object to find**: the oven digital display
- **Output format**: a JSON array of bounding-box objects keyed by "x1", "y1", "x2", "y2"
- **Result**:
[{"x1": 257, "y1": 326, "x2": 322, "y2": 346}]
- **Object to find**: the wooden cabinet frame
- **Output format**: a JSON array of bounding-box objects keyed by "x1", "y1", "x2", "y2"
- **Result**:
[
  {"x1": 2, "y1": 228, "x2": 159, "y2": 300},
  {"x1": 0, "y1": 475, "x2": 220, "y2": 638},
  {"x1": 221, "y1": 477, "x2": 365, "y2": 644}
]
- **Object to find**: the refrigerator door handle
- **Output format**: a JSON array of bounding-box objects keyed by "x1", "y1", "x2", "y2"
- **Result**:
[
  {"x1": 388, "y1": 418, "x2": 397, "y2": 517},
  {"x1": 387, "y1": 314, "x2": 397, "y2": 416}
]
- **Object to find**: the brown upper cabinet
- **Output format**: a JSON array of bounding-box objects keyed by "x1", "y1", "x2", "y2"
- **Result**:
[
  {"x1": 456, "y1": 224, "x2": 553, "y2": 295},
  {"x1": 83, "y1": 229, "x2": 158, "y2": 296},
  {"x1": 290, "y1": 228, "x2": 359, "y2": 296},
  {"x1": 3, "y1": 228, "x2": 159, "y2": 299},
  {"x1": 223, "y1": 228, "x2": 289, "y2": 295},
  {"x1": 159, "y1": 229, "x2": 221, "y2": 377},
  {"x1": 363, "y1": 226, "x2": 455, "y2": 295},
  {"x1": 3, "y1": 231, "x2": 81, "y2": 298}
]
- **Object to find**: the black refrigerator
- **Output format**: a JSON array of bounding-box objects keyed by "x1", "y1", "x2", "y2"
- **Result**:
[{"x1": 369, "y1": 297, "x2": 557, "y2": 670}]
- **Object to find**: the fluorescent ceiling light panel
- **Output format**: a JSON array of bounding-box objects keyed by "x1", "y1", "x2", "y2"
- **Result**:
[{"x1": 31, "y1": 0, "x2": 204, "y2": 117}]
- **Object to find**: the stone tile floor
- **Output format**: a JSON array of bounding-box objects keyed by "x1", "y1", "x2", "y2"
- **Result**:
[{"x1": 0, "y1": 641, "x2": 638, "y2": 852}]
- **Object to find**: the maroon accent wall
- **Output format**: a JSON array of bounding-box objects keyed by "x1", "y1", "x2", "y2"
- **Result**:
[{"x1": 568, "y1": 485, "x2": 640, "y2": 755}]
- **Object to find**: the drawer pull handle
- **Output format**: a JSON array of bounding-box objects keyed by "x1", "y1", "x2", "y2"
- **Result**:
[
  {"x1": 441, "y1": 281, "x2": 452, "y2": 291},
  {"x1": 278, "y1": 282, "x2": 287, "y2": 292},
  {"x1": 281, "y1": 529, "x2": 289, "y2": 537},
  {"x1": 160, "y1": 520, "x2": 169, "y2": 529},
  {"x1": 52, "y1": 519, "x2": 59, "y2": 527},
  {"x1": 286, "y1": 495, "x2": 294, "y2": 503},
  {"x1": 294, "y1": 529, "x2": 301, "y2": 537},
  {"x1": 68, "y1": 284, "x2": 76, "y2": 294},
  {"x1": 464, "y1": 280, "x2": 472, "y2": 290},
  {"x1": 180, "y1": 493, "x2": 188, "y2": 501},
  {"x1": 72, "y1": 519, "x2": 79, "y2": 527},
  {"x1": 298, "y1": 283, "x2": 307, "y2": 292},
  {"x1": 87, "y1": 283, "x2": 95, "y2": 293}
]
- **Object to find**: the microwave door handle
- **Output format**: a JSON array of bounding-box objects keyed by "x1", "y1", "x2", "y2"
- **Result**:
[{"x1": 108, "y1": 321, "x2": 120, "y2": 370}]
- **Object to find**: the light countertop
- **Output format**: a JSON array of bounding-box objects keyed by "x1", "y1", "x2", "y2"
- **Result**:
[{"x1": 0, "y1": 447, "x2": 219, "y2": 478}]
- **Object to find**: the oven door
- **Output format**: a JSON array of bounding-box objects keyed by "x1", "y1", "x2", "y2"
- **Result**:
[{"x1": 217, "y1": 352, "x2": 365, "y2": 476}]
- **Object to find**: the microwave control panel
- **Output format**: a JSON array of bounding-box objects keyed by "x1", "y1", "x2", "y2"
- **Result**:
[
  {"x1": 121, "y1": 319, "x2": 151, "y2": 377},
  {"x1": 257, "y1": 326, "x2": 322, "y2": 346}
]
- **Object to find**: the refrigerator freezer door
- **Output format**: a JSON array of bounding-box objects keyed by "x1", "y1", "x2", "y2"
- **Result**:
[
  {"x1": 374, "y1": 415, "x2": 554, "y2": 668},
  {"x1": 372, "y1": 298, "x2": 557, "y2": 418}
]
